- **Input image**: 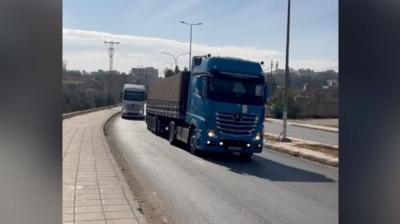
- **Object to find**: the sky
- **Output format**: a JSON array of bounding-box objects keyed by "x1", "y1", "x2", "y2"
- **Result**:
[{"x1": 63, "y1": 0, "x2": 338, "y2": 74}]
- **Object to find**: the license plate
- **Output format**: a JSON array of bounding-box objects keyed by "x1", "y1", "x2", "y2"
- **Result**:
[{"x1": 228, "y1": 146, "x2": 242, "y2": 150}]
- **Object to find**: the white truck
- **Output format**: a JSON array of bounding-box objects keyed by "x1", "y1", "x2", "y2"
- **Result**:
[{"x1": 121, "y1": 84, "x2": 145, "y2": 119}]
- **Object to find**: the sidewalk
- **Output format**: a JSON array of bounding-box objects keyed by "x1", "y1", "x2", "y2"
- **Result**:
[{"x1": 63, "y1": 107, "x2": 145, "y2": 224}]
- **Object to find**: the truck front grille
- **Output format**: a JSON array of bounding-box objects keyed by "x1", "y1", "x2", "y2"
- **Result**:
[
  {"x1": 215, "y1": 112, "x2": 258, "y2": 136},
  {"x1": 127, "y1": 104, "x2": 139, "y2": 111}
]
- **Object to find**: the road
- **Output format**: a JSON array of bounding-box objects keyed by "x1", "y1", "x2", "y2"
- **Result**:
[
  {"x1": 264, "y1": 121, "x2": 338, "y2": 146},
  {"x1": 107, "y1": 117, "x2": 338, "y2": 224}
]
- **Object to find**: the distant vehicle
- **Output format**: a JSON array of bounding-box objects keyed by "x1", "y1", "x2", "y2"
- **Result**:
[
  {"x1": 146, "y1": 56, "x2": 268, "y2": 158},
  {"x1": 121, "y1": 84, "x2": 145, "y2": 119}
]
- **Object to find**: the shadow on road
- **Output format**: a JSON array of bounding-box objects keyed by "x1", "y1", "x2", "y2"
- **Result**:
[
  {"x1": 201, "y1": 153, "x2": 335, "y2": 183},
  {"x1": 121, "y1": 116, "x2": 145, "y2": 121},
  {"x1": 117, "y1": 118, "x2": 334, "y2": 183}
]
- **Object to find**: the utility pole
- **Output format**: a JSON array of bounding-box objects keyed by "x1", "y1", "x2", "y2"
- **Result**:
[
  {"x1": 282, "y1": 0, "x2": 291, "y2": 141},
  {"x1": 268, "y1": 60, "x2": 273, "y2": 110},
  {"x1": 273, "y1": 61, "x2": 279, "y2": 94},
  {"x1": 180, "y1": 21, "x2": 203, "y2": 71},
  {"x1": 104, "y1": 40, "x2": 119, "y2": 106},
  {"x1": 270, "y1": 59, "x2": 274, "y2": 83}
]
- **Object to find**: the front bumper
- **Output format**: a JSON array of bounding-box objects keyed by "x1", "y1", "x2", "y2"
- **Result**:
[
  {"x1": 196, "y1": 138, "x2": 263, "y2": 153},
  {"x1": 121, "y1": 111, "x2": 144, "y2": 118}
]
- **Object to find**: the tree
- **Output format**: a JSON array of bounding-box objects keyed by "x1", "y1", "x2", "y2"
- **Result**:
[
  {"x1": 164, "y1": 68, "x2": 175, "y2": 77},
  {"x1": 63, "y1": 69, "x2": 129, "y2": 113},
  {"x1": 270, "y1": 90, "x2": 301, "y2": 119},
  {"x1": 174, "y1": 65, "x2": 181, "y2": 74}
]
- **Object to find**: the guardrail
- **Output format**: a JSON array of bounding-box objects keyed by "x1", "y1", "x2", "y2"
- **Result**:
[{"x1": 62, "y1": 104, "x2": 121, "y2": 120}]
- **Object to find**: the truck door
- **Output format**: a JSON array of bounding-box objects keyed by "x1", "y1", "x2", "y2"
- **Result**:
[{"x1": 188, "y1": 76, "x2": 207, "y2": 119}]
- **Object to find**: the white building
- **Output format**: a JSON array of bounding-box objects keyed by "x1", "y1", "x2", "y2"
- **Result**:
[{"x1": 131, "y1": 67, "x2": 159, "y2": 86}]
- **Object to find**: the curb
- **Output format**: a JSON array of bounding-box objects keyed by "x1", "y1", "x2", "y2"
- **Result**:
[
  {"x1": 101, "y1": 109, "x2": 148, "y2": 224},
  {"x1": 103, "y1": 110, "x2": 122, "y2": 136},
  {"x1": 264, "y1": 133, "x2": 338, "y2": 167},
  {"x1": 267, "y1": 143, "x2": 338, "y2": 167},
  {"x1": 62, "y1": 104, "x2": 121, "y2": 120},
  {"x1": 103, "y1": 110, "x2": 159, "y2": 224},
  {"x1": 264, "y1": 132, "x2": 338, "y2": 149}
]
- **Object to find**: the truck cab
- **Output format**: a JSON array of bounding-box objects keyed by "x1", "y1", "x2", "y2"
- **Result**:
[
  {"x1": 186, "y1": 56, "x2": 267, "y2": 158},
  {"x1": 121, "y1": 84, "x2": 145, "y2": 119}
]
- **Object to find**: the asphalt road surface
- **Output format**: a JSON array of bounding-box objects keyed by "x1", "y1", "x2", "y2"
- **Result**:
[
  {"x1": 108, "y1": 117, "x2": 338, "y2": 224},
  {"x1": 264, "y1": 121, "x2": 338, "y2": 146}
]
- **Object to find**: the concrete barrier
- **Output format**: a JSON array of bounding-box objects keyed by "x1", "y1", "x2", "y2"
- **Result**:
[{"x1": 62, "y1": 104, "x2": 121, "y2": 120}]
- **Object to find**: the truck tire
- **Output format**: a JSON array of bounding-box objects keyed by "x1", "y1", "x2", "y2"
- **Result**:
[
  {"x1": 151, "y1": 116, "x2": 156, "y2": 133},
  {"x1": 239, "y1": 152, "x2": 253, "y2": 159},
  {"x1": 149, "y1": 116, "x2": 154, "y2": 133},
  {"x1": 168, "y1": 122, "x2": 177, "y2": 145},
  {"x1": 189, "y1": 128, "x2": 199, "y2": 155},
  {"x1": 155, "y1": 116, "x2": 160, "y2": 135},
  {"x1": 146, "y1": 115, "x2": 150, "y2": 130}
]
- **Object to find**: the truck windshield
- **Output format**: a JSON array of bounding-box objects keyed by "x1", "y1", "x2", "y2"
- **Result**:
[
  {"x1": 123, "y1": 91, "x2": 145, "y2": 101},
  {"x1": 208, "y1": 77, "x2": 264, "y2": 105}
]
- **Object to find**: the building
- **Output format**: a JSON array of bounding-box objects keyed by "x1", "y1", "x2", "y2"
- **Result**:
[
  {"x1": 327, "y1": 79, "x2": 339, "y2": 88},
  {"x1": 131, "y1": 67, "x2": 159, "y2": 86}
]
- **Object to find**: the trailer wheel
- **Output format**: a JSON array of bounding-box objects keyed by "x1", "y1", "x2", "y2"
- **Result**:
[
  {"x1": 151, "y1": 116, "x2": 156, "y2": 133},
  {"x1": 155, "y1": 116, "x2": 160, "y2": 135},
  {"x1": 189, "y1": 128, "x2": 199, "y2": 155},
  {"x1": 152, "y1": 116, "x2": 157, "y2": 133},
  {"x1": 168, "y1": 122, "x2": 177, "y2": 145},
  {"x1": 146, "y1": 115, "x2": 150, "y2": 130}
]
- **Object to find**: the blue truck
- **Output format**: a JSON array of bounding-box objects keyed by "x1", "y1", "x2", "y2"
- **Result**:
[{"x1": 146, "y1": 55, "x2": 268, "y2": 158}]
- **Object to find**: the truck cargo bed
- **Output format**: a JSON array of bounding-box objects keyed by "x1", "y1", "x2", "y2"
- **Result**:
[{"x1": 146, "y1": 72, "x2": 190, "y2": 120}]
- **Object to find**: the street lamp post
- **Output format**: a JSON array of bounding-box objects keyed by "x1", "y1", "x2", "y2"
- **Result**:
[
  {"x1": 282, "y1": 0, "x2": 291, "y2": 141},
  {"x1": 161, "y1": 51, "x2": 189, "y2": 70},
  {"x1": 180, "y1": 21, "x2": 203, "y2": 71}
]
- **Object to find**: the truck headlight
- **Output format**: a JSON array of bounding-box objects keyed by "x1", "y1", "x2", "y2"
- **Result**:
[
  {"x1": 208, "y1": 130, "x2": 215, "y2": 138},
  {"x1": 255, "y1": 132, "x2": 262, "y2": 141}
]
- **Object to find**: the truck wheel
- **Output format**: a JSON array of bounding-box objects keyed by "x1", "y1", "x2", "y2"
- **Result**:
[
  {"x1": 146, "y1": 115, "x2": 150, "y2": 130},
  {"x1": 239, "y1": 152, "x2": 253, "y2": 159},
  {"x1": 168, "y1": 122, "x2": 177, "y2": 145},
  {"x1": 189, "y1": 128, "x2": 199, "y2": 155},
  {"x1": 155, "y1": 117, "x2": 160, "y2": 135},
  {"x1": 151, "y1": 116, "x2": 156, "y2": 133}
]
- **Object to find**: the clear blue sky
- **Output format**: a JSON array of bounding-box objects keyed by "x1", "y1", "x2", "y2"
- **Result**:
[{"x1": 63, "y1": 0, "x2": 338, "y2": 72}]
